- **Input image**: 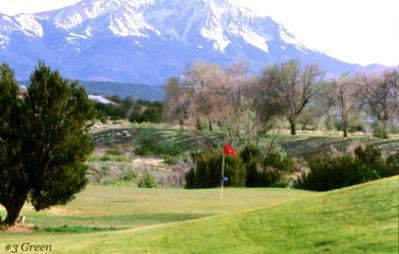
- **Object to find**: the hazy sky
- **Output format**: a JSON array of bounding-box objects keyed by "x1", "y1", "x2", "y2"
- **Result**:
[{"x1": 0, "y1": 0, "x2": 398, "y2": 66}]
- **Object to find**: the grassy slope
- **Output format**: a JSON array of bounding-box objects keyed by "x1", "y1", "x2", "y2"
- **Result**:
[
  {"x1": 110, "y1": 176, "x2": 396, "y2": 254},
  {"x1": 11, "y1": 176, "x2": 395, "y2": 254},
  {"x1": 91, "y1": 123, "x2": 399, "y2": 158},
  {"x1": 0, "y1": 187, "x2": 311, "y2": 253}
]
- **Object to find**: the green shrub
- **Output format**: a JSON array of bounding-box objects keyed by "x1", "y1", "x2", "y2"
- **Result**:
[
  {"x1": 105, "y1": 149, "x2": 123, "y2": 156},
  {"x1": 134, "y1": 128, "x2": 159, "y2": 156},
  {"x1": 263, "y1": 149, "x2": 294, "y2": 173},
  {"x1": 240, "y1": 144, "x2": 261, "y2": 165},
  {"x1": 122, "y1": 170, "x2": 137, "y2": 181},
  {"x1": 240, "y1": 145, "x2": 260, "y2": 187},
  {"x1": 100, "y1": 155, "x2": 112, "y2": 161},
  {"x1": 295, "y1": 156, "x2": 353, "y2": 191},
  {"x1": 163, "y1": 154, "x2": 182, "y2": 165},
  {"x1": 99, "y1": 153, "x2": 130, "y2": 162},
  {"x1": 354, "y1": 144, "x2": 383, "y2": 167},
  {"x1": 383, "y1": 152, "x2": 399, "y2": 177},
  {"x1": 138, "y1": 171, "x2": 158, "y2": 188},
  {"x1": 294, "y1": 145, "x2": 386, "y2": 191},
  {"x1": 240, "y1": 144, "x2": 294, "y2": 187},
  {"x1": 158, "y1": 140, "x2": 182, "y2": 156},
  {"x1": 185, "y1": 151, "x2": 245, "y2": 188},
  {"x1": 134, "y1": 128, "x2": 183, "y2": 157}
]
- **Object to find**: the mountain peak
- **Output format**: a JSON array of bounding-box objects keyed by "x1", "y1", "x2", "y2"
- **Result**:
[{"x1": 0, "y1": 0, "x2": 367, "y2": 84}]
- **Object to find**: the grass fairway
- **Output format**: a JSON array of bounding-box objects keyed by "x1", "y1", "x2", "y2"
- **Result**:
[
  {"x1": 110, "y1": 176, "x2": 396, "y2": 254},
  {"x1": 0, "y1": 186, "x2": 312, "y2": 253},
  {"x1": 1, "y1": 177, "x2": 395, "y2": 253}
]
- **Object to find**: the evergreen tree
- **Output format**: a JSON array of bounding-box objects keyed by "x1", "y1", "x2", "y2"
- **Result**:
[{"x1": 0, "y1": 62, "x2": 96, "y2": 226}]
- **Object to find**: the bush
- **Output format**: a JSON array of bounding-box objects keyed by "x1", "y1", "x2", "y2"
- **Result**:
[
  {"x1": 134, "y1": 128, "x2": 182, "y2": 157},
  {"x1": 163, "y1": 154, "x2": 182, "y2": 165},
  {"x1": 294, "y1": 145, "x2": 389, "y2": 191},
  {"x1": 185, "y1": 151, "x2": 245, "y2": 188},
  {"x1": 295, "y1": 156, "x2": 372, "y2": 191},
  {"x1": 240, "y1": 145, "x2": 294, "y2": 187},
  {"x1": 87, "y1": 162, "x2": 138, "y2": 185},
  {"x1": 138, "y1": 171, "x2": 158, "y2": 188},
  {"x1": 134, "y1": 128, "x2": 159, "y2": 156},
  {"x1": 122, "y1": 170, "x2": 137, "y2": 181},
  {"x1": 354, "y1": 144, "x2": 383, "y2": 167},
  {"x1": 158, "y1": 140, "x2": 182, "y2": 156},
  {"x1": 383, "y1": 152, "x2": 399, "y2": 177},
  {"x1": 105, "y1": 149, "x2": 123, "y2": 156},
  {"x1": 240, "y1": 144, "x2": 261, "y2": 165}
]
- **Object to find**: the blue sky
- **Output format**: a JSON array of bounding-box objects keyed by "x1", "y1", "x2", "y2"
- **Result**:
[{"x1": 0, "y1": 0, "x2": 398, "y2": 66}]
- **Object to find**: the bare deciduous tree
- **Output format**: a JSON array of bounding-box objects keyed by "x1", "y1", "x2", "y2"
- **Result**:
[
  {"x1": 163, "y1": 77, "x2": 189, "y2": 128},
  {"x1": 184, "y1": 61, "x2": 225, "y2": 131},
  {"x1": 355, "y1": 69, "x2": 399, "y2": 138},
  {"x1": 328, "y1": 73, "x2": 356, "y2": 137},
  {"x1": 258, "y1": 60, "x2": 324, "y2": 135}
]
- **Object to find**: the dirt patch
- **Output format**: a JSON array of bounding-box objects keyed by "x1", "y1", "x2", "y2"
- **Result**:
[
  {"x1": 45, "y1": 207, "x2": 82, "y2": 216},
  {"x1": 22, "y1": 204, "x2": 82, "y2": 216},
  {"x1": 0, "y1": 223, "x2": 34, "y2": 233}
]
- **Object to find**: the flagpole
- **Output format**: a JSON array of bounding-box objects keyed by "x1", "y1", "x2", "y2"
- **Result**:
[{"x1": 221, "y1": 152, "x2": 225, "y2": 201}]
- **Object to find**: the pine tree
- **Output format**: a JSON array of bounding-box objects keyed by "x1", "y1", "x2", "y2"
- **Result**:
[{"x1": 0, "y1": 62, "x2": 96, "y2": 226}]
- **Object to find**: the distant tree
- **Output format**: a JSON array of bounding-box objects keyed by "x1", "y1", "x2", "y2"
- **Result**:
[
  {"x1": 163, "y1": 77, "x2": 189, "y2": 128},
  {"x1": 184, "y1": 61, "x2": 225, "y2": 131},
  {"x1": 355, "y1": 69, "x2": 399, "y2": 138},
  {"x1": 225, "y1": 59, "x2": 251, "y2": 106},
  {"x1": 219, "y1": 97, "x2": 259, "y2": 150},
  {"x1": 328, "y1": 73, "x2": 356, "y2": 137},
  {"x1": 95, "y1": 102, "x2": 125, "y2": 120},
  {"x1": 129, "y1": 100, "x2": 163, "y2": 123},
  {"x1": 0, "y1": 62, "x2": 96, "y2": 226},
  {"x1": 258, "y1": 60, "x2": 324, "y2": 135}
]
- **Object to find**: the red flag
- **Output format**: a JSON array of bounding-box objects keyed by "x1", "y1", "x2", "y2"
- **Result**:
[{"x1": 223, "y1": 144, "x2": 237, "y2": 156}]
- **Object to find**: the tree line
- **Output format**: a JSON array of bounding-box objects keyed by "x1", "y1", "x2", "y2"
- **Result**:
[
  {"x1": 95, "y1": 95, "x2": 163, "y2": 123},
  {"x1": 163, "y1": 59, "x2": 399, "y2": 139}
]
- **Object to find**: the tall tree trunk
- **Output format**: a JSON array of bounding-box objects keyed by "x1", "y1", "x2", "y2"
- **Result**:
[
  {"x1": 381, "y1": 119, "x2": 388, "y2": 139},
  {"x1": 343, "y1": 121, "x2": 348, "y2": 138},
  {"x1": 208, "y1": 119, "x2": 213, "y2": 132},
  {"x1": 3, "y1": 193, "x2": 27, "y2": 226},
  {"x1": 341, "y1": 106, "x2": 348, "y2": 138},
  {"x1": 196, "y1": 118, "x2": 202, "y2": 131},
  {"x1": 289, "y1": 118, "x2": 297, "y2": 136},
  {"x1": 179, "y1": 119, "x2": 184, "y2": 130}
]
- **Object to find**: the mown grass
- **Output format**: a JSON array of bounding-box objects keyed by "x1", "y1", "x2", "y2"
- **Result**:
[
  {"x1": 110, "y1": 176, "x2": 396, "y2": 254},
  {"x1": 0, "y1": 177, "x2": 397, "y2": 253},
  {"x1": 0, "y1": 186, "x2": 311, "y2": 252}
]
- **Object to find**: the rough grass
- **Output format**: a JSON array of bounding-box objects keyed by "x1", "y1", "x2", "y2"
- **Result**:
[{"x1": 92, "y1": 123, "x2": 399, "y2": 158}]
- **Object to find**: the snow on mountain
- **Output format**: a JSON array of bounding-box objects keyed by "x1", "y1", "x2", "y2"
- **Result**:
[
  {"x1": 0, "y1": 14, "x2": 43, "y2": 40},
  {"x1": 0, "y1": 0, "x2": 380, "y2": 85}
]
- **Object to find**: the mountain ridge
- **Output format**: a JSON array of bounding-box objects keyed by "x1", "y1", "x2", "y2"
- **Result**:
[{"x1": 0, "y1": 0, "x2": 387, "y2": 85}]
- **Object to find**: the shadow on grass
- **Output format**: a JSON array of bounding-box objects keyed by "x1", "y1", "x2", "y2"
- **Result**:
[
  {"x1": 34, "y1": 225, "x2": 121, "y2": 233},
  {"x1": 28, "y1": 213, "x2": 213, "y2": 231}
]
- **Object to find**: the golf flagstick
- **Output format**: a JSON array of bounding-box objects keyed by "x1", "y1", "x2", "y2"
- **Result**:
[{"x1": 221, "y1": 152, "x2": 225, "y2": 201}]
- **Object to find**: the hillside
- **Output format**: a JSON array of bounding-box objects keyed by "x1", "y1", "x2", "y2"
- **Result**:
[
  {"x1": 80, "y1": 81, "x2": 164, "y2": 101},
  {"x1": 63, "y1": 177, "x2": 399, "y2": 253}
]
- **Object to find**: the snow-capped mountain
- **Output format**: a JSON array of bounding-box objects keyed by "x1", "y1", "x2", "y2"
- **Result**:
[{"x1": 0, "y1": 0, "x2": 379, "y2": 84}]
